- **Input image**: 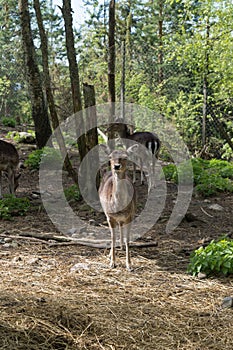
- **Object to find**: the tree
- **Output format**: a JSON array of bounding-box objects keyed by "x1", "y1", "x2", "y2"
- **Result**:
[
  {"x1": 61, "y1": 0, "x2": 86, "y2": 161},
  {"x1": 33, "y1": 0, "x2": 79, "y2": 183},
  {"x1": 18, "y1": 0, "x2": 52, "y2": 148}
]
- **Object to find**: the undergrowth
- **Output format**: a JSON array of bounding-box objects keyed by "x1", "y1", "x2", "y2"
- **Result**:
[
  {"x1": 188, "y1": 238, "x2": 233, "y2": 276},
  {"x1": 0, "y1": 195, "x2": 30, "y2": 220},
  {"x1": 163, "y1": 158, "x2": 233, "y2": 196}
]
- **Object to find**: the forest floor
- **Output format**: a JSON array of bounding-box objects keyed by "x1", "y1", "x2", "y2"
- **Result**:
[{"x1": 0, "y1": 133, "x2": 233, "y2": 350}]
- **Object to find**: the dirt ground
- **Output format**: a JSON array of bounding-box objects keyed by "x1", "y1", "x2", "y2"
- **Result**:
[{"x1": 0, "y1": 137, "x2": 233, "y2": 350}]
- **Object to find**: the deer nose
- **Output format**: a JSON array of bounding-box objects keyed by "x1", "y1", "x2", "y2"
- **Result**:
[{"x1": 114, "y1": 164, "x2": 121, "y2": 171}]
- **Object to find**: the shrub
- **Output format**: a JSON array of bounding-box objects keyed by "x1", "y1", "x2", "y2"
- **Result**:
[
  {"x1": 2, "y1": 117, "x2": 16, "y2": 128},
  {"x1": 162, "y1": 158, "x2": 233, "y2": 196},
  {"x1": 0, "y1": 195, "x2": 30, "y2": 220},
  {"x1": 25, "y1": 147, "x2": 62, "y2": 170},
  {"x1": 187, "y1": 238, "x2": 233, "y2": 276},
  {"x1": 64, "y1": 185, "x2": 81, "y2": 201}
]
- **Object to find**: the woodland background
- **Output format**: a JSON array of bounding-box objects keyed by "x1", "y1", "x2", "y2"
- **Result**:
[{"x1": 0, "y1": 0, "x2": 233, "y2": 160}]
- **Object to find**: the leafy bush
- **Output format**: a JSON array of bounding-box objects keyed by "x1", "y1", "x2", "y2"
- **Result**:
[
  {"x1": 25, "y1": 147, "x2": 62, "y2": 170},
  {"x1": 64, "y1": 185, "x2": 81, "y2": 201},
  {"x1": 0, "y1": 195, "x2": 30, "y2": 220},
  {"x1": 25, "y1": 149, "x2": 44, "y2": 170},
  {"x1": 188, "y1": 238, "x2": 233, "y2": 276},
  {"x1": 7, "y1": 130, "x2": 35, "y2": 143},
  {"x1": 162, "y1": 158, "x2": 233, "y2": 196},
  {"x1": 2, "y1": 117, "x2": 16, "y2": 128}
]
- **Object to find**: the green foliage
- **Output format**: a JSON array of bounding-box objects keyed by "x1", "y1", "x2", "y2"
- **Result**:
[
  {"x1": 7, "y1": 130, "x2": 35, "y2": 143},
  {"x1": 2, "y1": 117, "x2": 16, "y2": 128},
  {"x1": 0, "y1": 195, "x2": 30, "y2": 220},
  {"x1": 64, "y1": 185, "x2": 81, "y2": 201},
  {"x1": 188, "y1": 238, "x2": 233, "y2": 276},
  {"x1": 162, "y1": 158, "x2": 233, "y2": 196},
  {"x1": 25, "y1": 147, "x2": 62, "y2": 170},
  {"x1": 25, "y1": 149, "x2": 44, "y2": 170}
]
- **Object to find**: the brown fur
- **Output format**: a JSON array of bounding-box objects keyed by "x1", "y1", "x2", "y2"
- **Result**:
[
  {"x1": 0, "y1": 140, "x2": 20, "y2": 196},
  {"x1": 99, "y1": 148, "x2": 136, "y2": 270}
]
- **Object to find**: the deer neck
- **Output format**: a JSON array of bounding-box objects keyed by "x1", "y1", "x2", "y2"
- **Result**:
[{"x1": 112, "y1": 171, "x2": 133, "y2": 210}]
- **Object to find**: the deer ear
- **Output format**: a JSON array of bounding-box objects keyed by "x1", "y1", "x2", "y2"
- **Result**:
[{"x1": 99, "y1": 144, "x2": 111, "y2": 156}]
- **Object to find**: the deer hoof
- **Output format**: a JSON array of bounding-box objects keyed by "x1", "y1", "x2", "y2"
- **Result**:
[{"x1": 110, "y1": 262, "x2": 116, "y2": 269}]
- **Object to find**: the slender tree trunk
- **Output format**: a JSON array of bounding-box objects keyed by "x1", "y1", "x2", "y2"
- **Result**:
[
  {"x1": 158, "y1": 0, "x2": 163, "y2": 84},
  {"x1": 202, "y1": 18, "x2": 210, "y2": 147},
  {"x1": 108, "y1": 0, "x2": 116, "y2": 148},
  {"x1": 61, "y1": 0, "x2": 86, "y2": 161},
  {"x1": 83, "y1": 83, "x2": 100, "y2": 193},
  {"x1": 18, "y1": 0, "x2": 52, "y2": 149},
  {"x1": 120, "y1": 39, "x2": 126, "y2": 120},
  {"x1": 33, "y1": 0, "x2": 78, "y2": 184}
]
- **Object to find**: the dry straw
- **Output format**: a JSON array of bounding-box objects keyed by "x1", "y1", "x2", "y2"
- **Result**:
[{"x1": 0, "y1": 241, "x2": 233, "y2": 350}]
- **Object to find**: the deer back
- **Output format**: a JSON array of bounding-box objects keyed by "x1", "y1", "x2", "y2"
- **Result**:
[{"x1": 0, "y1": 140, "x2": 19, "y2": 171}]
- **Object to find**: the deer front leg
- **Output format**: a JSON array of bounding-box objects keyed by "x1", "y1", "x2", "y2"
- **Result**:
[
  {"x1": 108, "y1": 218, "x2": 117, "y2": 269},
  {"x1": 124, "y1": 224, "x2": 132, "y2": 271}
]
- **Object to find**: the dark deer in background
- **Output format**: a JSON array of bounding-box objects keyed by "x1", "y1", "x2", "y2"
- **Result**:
[
  {"x1": 0, "y1": 140, "x2": 20, "y2": 197},
  {"x1": 108, "y1": 120, "x2": 161, "y2": 191},
  {"x1": 99, "y1": 145, "x2": 137, "y2": 271}
]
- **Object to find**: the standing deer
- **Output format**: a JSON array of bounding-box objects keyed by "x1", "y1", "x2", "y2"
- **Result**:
[
  {"x1": 99, "y1": 145, "x2": 137, "y2": 271},
  {"x1": 108, "y1": 120, "x2": 161, "y2": 191},
  {"x1": 0, "y1": 140, "x2": 20, "y2": 197}
]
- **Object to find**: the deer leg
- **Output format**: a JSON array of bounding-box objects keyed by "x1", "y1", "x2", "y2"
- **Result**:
[
  {"x1": 124, "y1": 224, "x2": 132, "y2": 271},
  {"x1": 119, "y1": 223, "x2": 124, "y2": 250},
  {"x1": 7, "y1": 168, "x2": 15, "y2": 195},
  {"x1": 108, "y1": 218, "x2": 117, "y2": 268},
  {"x1": 133, "y1": 162, "x2": 136, "y2": 184},
  {"x1": 140, "y1": 158, "x2": 144, "y2": 185}
]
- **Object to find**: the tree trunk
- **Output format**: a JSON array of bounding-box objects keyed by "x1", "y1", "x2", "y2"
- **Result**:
[
  {"x1": 108, "y1": 0, "x2": 116, "y2": 148},
  {"x1": 33, "y1": 0, "x2": 78, "y2": 184},
  {"x1": 158, "y1": 0, "x2": 164, "y2": 84},
  {"x1": 202, "y1": 18, "x2": 210, "y2": 148},
  {"x1": 61, "y1": 0, "x2": 86, "y2": 161},
  {"x1": 18, "y1": 0, "x2": 52, "y2": 149},
  {"x1": 120, "y1": 39, "x2": 126, "y2": 120},
  {"x1": 83, "y1": 83, "x2": 100, "y2": 194}
]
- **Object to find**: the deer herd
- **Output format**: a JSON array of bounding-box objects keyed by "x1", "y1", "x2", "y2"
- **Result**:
[{"x1": 0, "y1": 119, "x2": 160, "y2": 271}]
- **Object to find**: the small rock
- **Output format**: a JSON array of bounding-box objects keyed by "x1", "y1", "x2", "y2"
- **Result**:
[
  {"x1": 89, "y1": 219, "x2": 99, "y2": 226},
  {"x1": 70, "y1": 263, "x2": 90, "y2": 272},
  {"x1": 203, "y1": 199, "x2": 211, "y2": 203},
  {"x1": 197, "y1": 272, "x2": 207, "y2": 279},
  {"x1": 31, "y1": 193, "x2": 40, "y2": 199},
  {"x1": 3, "y1": 242, "x2": 18, "y2": 248},
  {"x1": 4, "y1": 238, "x2": 13, "y2": 243},
  {"x1": 208, "y1": 204, "x2": 224, "y2": 211},
  {"x1": 222, "y1": 296, "x2": 233, "y2": 309},
  {"x1": 28, "y1": 257, "x2": 41, "y2": 265},
  {"x1": 12, "y1": 256, "x2": 22, "y2": 263}
]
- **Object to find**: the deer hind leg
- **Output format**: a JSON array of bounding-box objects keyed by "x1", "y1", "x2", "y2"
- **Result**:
[
  {"x1": 7, "y1": 168, "x2": 15, "y2": 195},
  {"x1": 132, "y1": 162, "x2": 136, "y2": 184},
  {"x1": 140, "y1": 158, "x2": 144, "y2": 185}
]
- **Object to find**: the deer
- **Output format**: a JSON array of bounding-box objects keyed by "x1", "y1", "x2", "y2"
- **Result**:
[
  {"x1": 107, "y1": 120, "x2": 161, "y2": 192},
  {"x1": 0, "y1": 140, "x2": 20, "y2": 197},
  {"x1": 99, "y1": 144, "x2": 137, "y2": 271}
]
